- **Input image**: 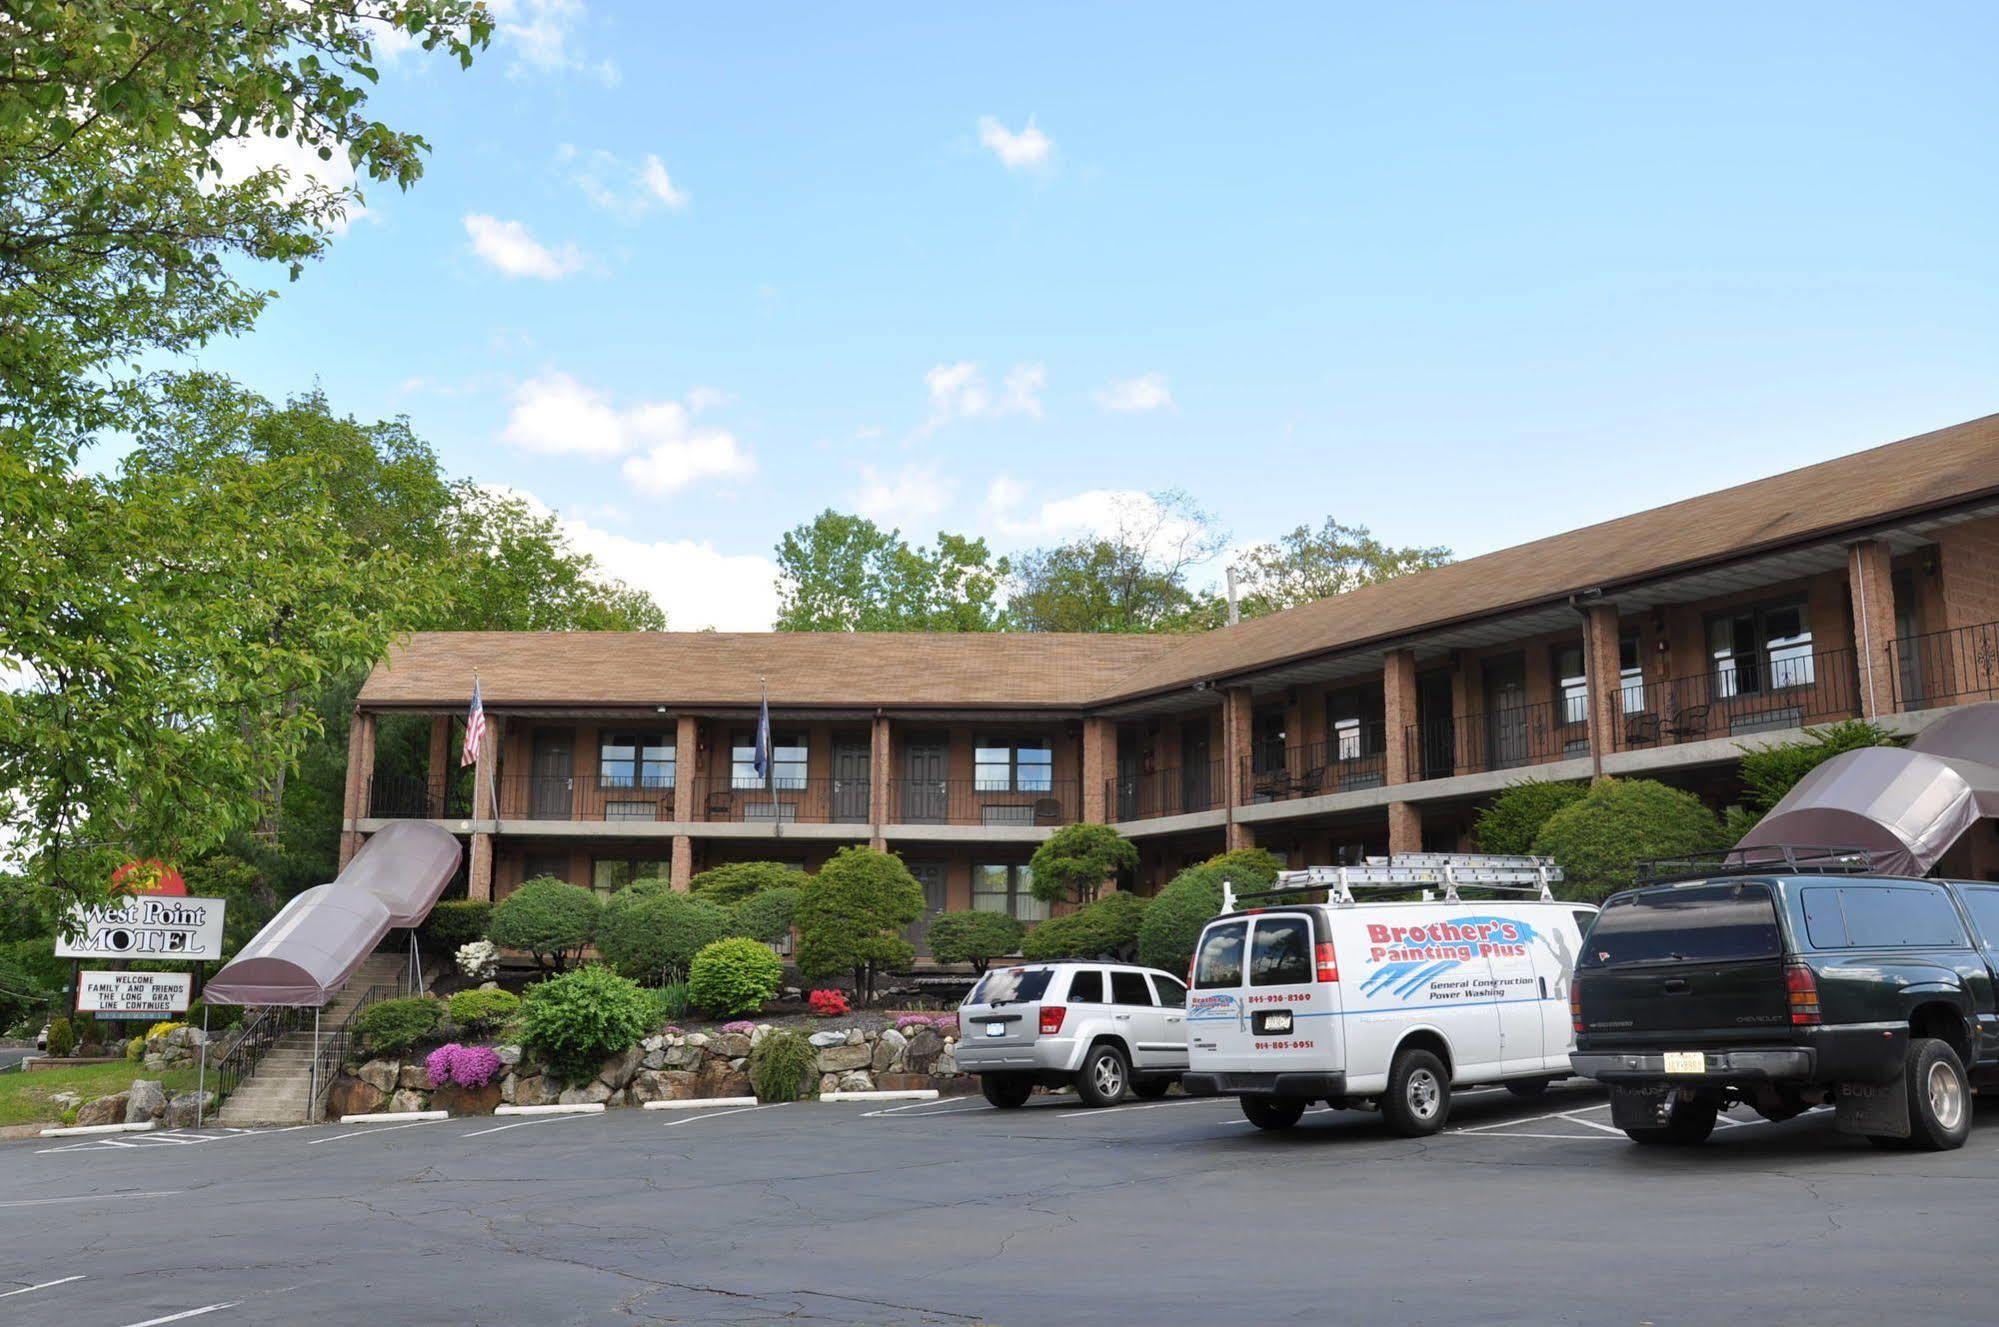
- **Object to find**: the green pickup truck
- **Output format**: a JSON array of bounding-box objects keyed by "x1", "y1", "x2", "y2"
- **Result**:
[{"x1": 1569, "y1": 850, "x2": 1999, "y2": 1151}]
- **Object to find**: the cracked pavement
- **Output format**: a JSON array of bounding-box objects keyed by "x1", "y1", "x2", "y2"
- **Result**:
[{"x1": 4, "y1": 1086, "x2": 1999, "y2": 1324}]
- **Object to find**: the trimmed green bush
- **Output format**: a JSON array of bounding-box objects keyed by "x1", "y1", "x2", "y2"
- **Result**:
[
  {"x1": 488, "y1": 876, "x2": 599, "y2": 973},
  {"x1": 1029, "y1": 823, "x2": 1139, "y2": 906},
  {"x1": 794, "y1": 846, "x2": 923, "y2": 1004},
  {"x1": 520, "y1": 965, "x2": 652, "y2": 1083},
  {"x1": 645, "y1": 983, "x2": 691, "y2": 1028},
  {"x1": 1733, "y1": 720, "x2": 1902, "y2": 837},
  {"x1": 420, "y1": 899, "x2": 493, "y2": 953},
  {"x1": 1021, "y1": 891, "x2": 1149, "y2": 962},
  {"x1": 690, "y1": 861, "x2": 801, "y2": 906},
  {"x1": 125, "y1": 1036, "x2": 145, "y2": 1062},
  {"x1": 1135, "y1": 847, "x2": 1284, "y2": 974},
  {"x1": 1474, "y1": 780, "x2": 1589, "y2": 855},
  {"x1": 687, "y1": 937, "x2": 785, "y2": 1017},
  {"x1": 926, "y1": 910, "x2": 1024, "y2": 972},
  {"x1": 45, "y1": 1017, "x2": 74, "y2": 1059},
  {"x1": 748, "y1": 1028, "x2": 821, "y2": 1103},
  {"x1": 351, "y1": 996, "x2": 445, "y2": 1057},
  {"x1": 446, "y1": 987, "x2": 520, "y2": 1034},
  {"x1": 596, "y1": 888, "x2": 736, "y2": 983},
  {"x1": 1531, "y1": 777, "x2": 1729, "y2": 900},
  {"x1": 729, "y1": 886, "x2": 800, "y2": 946}
]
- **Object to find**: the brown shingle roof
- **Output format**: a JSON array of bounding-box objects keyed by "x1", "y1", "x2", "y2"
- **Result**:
[{"x1": 359, "y1": 412, "x2": 1999, "y2": 711}]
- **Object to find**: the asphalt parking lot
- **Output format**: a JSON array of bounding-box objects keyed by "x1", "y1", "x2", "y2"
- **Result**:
[{"x1": 6, "y1": 1083, "x2": 1999, "y2": 1326}]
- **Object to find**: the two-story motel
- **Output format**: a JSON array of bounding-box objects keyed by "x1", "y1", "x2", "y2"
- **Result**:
[{"x1": 341, "y1": 414, "x2": 1999, "y2": 951}]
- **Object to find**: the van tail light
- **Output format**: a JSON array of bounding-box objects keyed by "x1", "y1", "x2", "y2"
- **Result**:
[
  {"x1": 1570, "y1": 981, "x2": 1584, "y2": 1035},
  {"x1": 1785, "y1": 961, "x2": 1821, "y2": 1026},
  {"x1": 1039, "y1": 1006, "x2": 1067, "y2": 1036},
  {"x1": 1315, "y1": 940, "x2": 1339, "y2": 983}
]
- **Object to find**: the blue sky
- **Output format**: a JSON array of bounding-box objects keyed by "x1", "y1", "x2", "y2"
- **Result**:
[{"x1": 193, "y1": 1, "x2": 1999, "y2": 629}]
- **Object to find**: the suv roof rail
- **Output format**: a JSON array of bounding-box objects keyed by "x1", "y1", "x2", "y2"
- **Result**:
[
  {"x1": 1222, "y1": 853, "x2": 1563, "y2": 911},
  {"x1": 1634, "y1": 844, "x2": 1878, "y2": 885}
]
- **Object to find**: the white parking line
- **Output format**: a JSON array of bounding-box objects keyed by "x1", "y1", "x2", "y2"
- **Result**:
[
  {"x1": 659, "y1": 1104, "x2": 782, "y2": 1127},
  {"x1": 1557, "y1": 1110, "x2": 1628, "y2": 1136},
  {"x1": 1451, "y1": 1129, "x2": 1623, "y2": 1142},
  {"x1": 0, "y1": 1191, "x2": 182, "y2": 1209},
  {"x1": 305, "y1": 1119, "x2": 441, "y2": 1145},
  {"x1": 462, "y1": 1112, "x2": 597, "y2": 1139},
  {"x1": 121, "y1": 1302, "x2": 239, "y2": 1326},
  {"x1": 863, "y1": 1100, "x2": 992, "y2": 1118},
  {"x1": 1054, "y1": 1097, "x2": 1231, "y2": 1121},
  {"x1": 0, "y1": 1275, "x2": 86, "y2": 1298}
]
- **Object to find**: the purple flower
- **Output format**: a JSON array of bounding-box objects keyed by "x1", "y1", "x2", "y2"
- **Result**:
[
  {"x1": 720, "y1": 1020, "x2": 756, "y2": 1035},
  {"x1": 425, "y1": 1042, "x2": 502, "y2": 1089},
  {"x1": 424, "y1": 1043, "x2": 459, "y2": 1089}
]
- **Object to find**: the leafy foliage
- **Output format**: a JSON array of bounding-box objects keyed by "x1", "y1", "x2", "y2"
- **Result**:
[
  {"x1": 689, "y1": 861, "x2": 801, "y2": 907},
  {"x1": 45, "y1": 1019, "x2": 74, "y2": 1059},
  {"x1": 748, "y1": 1029, "x2": 822, "y2": 1103},
  {"x1": 1029, "y1": 823, "x2": 1139, "y2": 906},
  {"x1": 1135, "y1": 848, "x2": 1284, "y2": 974},
  {"x1": 729, "y1": 887, "x2": 800, "y2": 946},
  {"x1": 1733, "y1": 721, "x2": 1903, "y2": 838},
  {"x1": 687, "y1": 938, "x2": 785, "y2": 1018},
  {"x1": 1222, "y1": 518, "x2": 1452, "y2": 622},
  {"x1": 1021, "y1": 892, "x2": 1150, "y2": 962},
  {"x1": 445, "y1": 988, "x2": 520, "y2": 1035},
  {"x1": 420, "y1": 900, "x2": 493, "y2": 954},
  {"x1": 794, "y1": 847, "x2": 923, "y2": 1003},
  {"x1": 520, "y1": 966, "x2": 652, "y2": 1084},
  {"x1": 774, "y1": 511, "x2": 1009, "y2": 632},
  {"x1": 644, "y1": 983, "x2": 691, "y2": 1028},
  {"x1": 351, "y1": 997, "x2": 444, "y2": 1057},
  {"x1": 925, "y1": 911, "x2": 1025, "y2": 973},
  {"x1": 1474, "y1": 781, "x2": 1590, "y2": 855},
  {"x1": 488, "y1": 878, "x2": 600, "y2": 974},
  {"x1": 595, "y1": 888, "x2": 736, "y2": 984},
  {"x1": 1007, "y1": 491, "x2": 1225, "y2": 633},
  {"x1": 1531, "y1": 778, "x2": 1729, "y2": 900}
]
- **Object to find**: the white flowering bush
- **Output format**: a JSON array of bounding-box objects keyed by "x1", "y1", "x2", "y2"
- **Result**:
[{"x1": 455, "y1": 939, "x2": 501, "y2": 981}]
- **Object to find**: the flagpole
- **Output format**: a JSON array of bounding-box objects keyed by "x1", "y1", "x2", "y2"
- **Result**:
[
  {"x1": 762, "y1": 675, "x2": 781, "y2": 839},
  {"x1": 474, "y1": 669, "x2": 501, "y2": 835}
]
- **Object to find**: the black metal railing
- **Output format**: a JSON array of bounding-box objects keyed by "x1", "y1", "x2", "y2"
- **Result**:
[
  {"x1": 366, "y1": 774, "x2": 474, "y2": 820},
  {"x1": 496, "y1": 773, "x2": 679, "y2": 822},
  {"x1": 691, "y1": 777, "x2": 875, "y2": 825},
  {"x1": 311, "y1": 982, "x2": 399, "y2": 1122},
  {"x1": 892, "y1": 778, "x2": 1079, "y2": 827},
  {"x1": 209, "y1": 1002, "x2": 310, "y2": 1104},
  {"x1": 1110, "y1": 761, "x2": 1224, "y2": 821},
  {"x1": 1612, "y1": 647, "x2": 1860, "y2": 750},
  {"x1": 1242, "y1": 730, "x2": 1389, "y2": 803},
  {"x1": 1891, "y1": 621, "x2": 1999, "y2": 711},
  {"x1": 1405, "y1": 701, "x2": 1582, "y2": 778}
]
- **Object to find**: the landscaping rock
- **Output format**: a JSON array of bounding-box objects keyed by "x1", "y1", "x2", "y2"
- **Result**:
[
  {"x1": 495, "y1": 1044, "x2": 523, "y2": 1068},
  {"x1": 597, "y1": 1045, "x2": 644, "y2": 1089},
  {"x1": 750, "y1": 1024, "x2": 772, "y2": 1047},
  {"x1": 512, "y1": 1074, "x2": 559, "y2": 1107},
  {"x1": 396, "y1": 1062, "x2": 430, "y2": 1092},
  {"x1": 328, "y1": 1076, "x2": 385, "y2": 1120},
  {"x1": 388, "y1": 1088, "x2": 429, "y2": 1113},
  {"x1": 808, "y1": 1030, "x2": 846, "y2": 1049},
  {"x1": 935, "y1": 1042, "x2": 958, "y2": 1077},
  {"x1": 49, "y1": 1090, "x2": 83, "y2": 1111},
  {"x1": 872, "y1": 1028, "x2": 907, "y2": 1073},
  {"x1": 125, "y1": 1079, "x2": 167, "y2": 1123},
  {"x1": 164, "y1": 1091, "x2": 214, "y2": 1129},
  {"x1": 629, "y1": 1069, "x2": 701, "y2": 1104},
  {"x1": 661, "y1": 1043, "x2": 704, "y2": 1070},
  {"x1": 836, "y1": 1071, "x2": 874, "y2": 1093},
  {"x1": 357, "y1": 1059, "x2": 399, "y2": 1095},
  {"x1": 696, "y1": 1058, "x2": 751, "y2": 1099},
  {"x1": 714, "y1": 1033, "x2": 752, "y2": 1059},
  {"x1": 815, "y1": 1044, "x2": 871, "y2": 1074},
  {"x1": 559, "y1": 1079, "x2": 615, "y2": 1106},
  {"x1": 901, "y1": 1027, "x2": 944, "y2": 1074},
  {"x1": 74, "y1": 1093, "x2": 127, "y2": 1128},
  {"x1": 819, "y1": 1073, "x2": 840, "y2": 1095},
  {"x1": 684, "y1": 1033, "x2": 710, "y2": 1049},
  {"x1": 433, "y1": 1081, "x2": 502, "y2": 1116},
  {"x1": 845, "y1": 1028, "x2": 865, "y2": 1047},
  {"x1": 875, "y1": 1072, "x2": 935, "y2": 1094}
]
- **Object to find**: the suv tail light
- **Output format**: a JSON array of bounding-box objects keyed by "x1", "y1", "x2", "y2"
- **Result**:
[
  {"x1": 1570, "y1": 980, "x2": 1584, "y2": 1034},
  {"x1": 1315, "y1": 940, "x2": 1339, "y2": 983},
  {"x1": 1039, "y1": 1006, "x2": 1067, "y2": 1036},
  {"x1": 1785, "y1": 961, "x2": 1821, "y2": 1026}
]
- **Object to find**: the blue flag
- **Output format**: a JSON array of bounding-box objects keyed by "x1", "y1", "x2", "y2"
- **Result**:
[{"x1": 753, "y1": 684, "x2": 772, "y2": 784}]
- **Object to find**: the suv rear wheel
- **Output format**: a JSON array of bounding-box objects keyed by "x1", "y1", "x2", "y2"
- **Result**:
[
  {"x1": 1623, "y1": 1093, "x2": 1718, "y2": 1146},
  {"x1": 1241, "y1": 1097, "x2": 1307, "y2": 1131},
  {"x1": 1382, "y1": 1047, "x2": 1451, "y2": 1137},
  {"x1": 1074, "y1": 1043, "x2": 1130, "y2": 1107},
  {"x1": 1902, "y1": 1036, "x2": 1972, "y2": 1151},
  {"x1": 980, "y1": 1074, "x2": 1033, "y2": 1110}
]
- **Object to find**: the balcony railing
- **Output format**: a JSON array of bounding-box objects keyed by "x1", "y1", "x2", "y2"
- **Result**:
[
  {"x1": 690, "y1": 777, "x2": 873, "y2": 825},
  {"x1": 498, "y1": 774, "x2": 679, "y2": 822},
  {"x1": 1891, "y1": 621, "x2": 1999, "y2": 711},
  {"x1": 1242, "y1": 731, "x2": 1388, "y2": 803},
  {"x1": 1612, "y1": 647, "x2": 1859, "y2": 750},
  {"x1": 1405, "y1": 700, "x2": 1583, "y2": 779},
  {"x1": 1110, "y1": 761, "x2": 1224, "y2": 821},
  {"x1": 367, "y1": 774, "x2": 474, "y2": 820},
  {"x1": 892, "y1": 778, "x2": 1078, "y2": 827}
]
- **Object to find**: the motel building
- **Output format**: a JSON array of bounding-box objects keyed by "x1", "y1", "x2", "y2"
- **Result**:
[{"x1": 340, "y1": 415, "x2": 1999, "y2": 951}]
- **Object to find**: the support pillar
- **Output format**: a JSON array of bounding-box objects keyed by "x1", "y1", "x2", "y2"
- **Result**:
[
  {"x1": 468, "y1": 834, "x2": 493, "y2": 902},
  {"x1": 1584, "y1": 602, "x2": 1621, "y2": 779},
  {"x1": 339, "y1": 709, "x2": 367, "y2": 869},
  {"x1": 673, "y1": 715, "x2": 698, "y2": 826},
  {"x1": 1388, "y1": 801, "x2": 1422, "y2": 856},
  {"x1": 1383, "y1": 649, "x2": 1418, "y2": 787},
  {"x1": 670, "y1": 834, "x2": 694, "y2": 892},
  {"x1": 1848, "y1": 539, "x2": 1896, "y2": 717},
  {"x1": 1222, "y1": 687, "x2": 1254, "y2": 850},
  {"x1": 426, "y1": 715, "x2": 450, "y2": 817},
  {"x1": 1080, "y1": 717, "x2": 1116, "y2": 823},
  {"x1": 869, "y1": 713, "x2": 892, "y2": 850}
]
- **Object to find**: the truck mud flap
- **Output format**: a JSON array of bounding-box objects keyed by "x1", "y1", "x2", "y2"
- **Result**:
[
  {"x1": 1609, "y1": 1084, "x2": 1676, "y2": 1131},
  {"x1": 1835, "y1": 1078, "x2": 1910, "y2": 1139}
]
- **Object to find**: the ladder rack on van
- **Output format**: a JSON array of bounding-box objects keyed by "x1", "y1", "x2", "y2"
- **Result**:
[{"x1": 1222, "y1": 854, "x2": 1564, "y2": 911}]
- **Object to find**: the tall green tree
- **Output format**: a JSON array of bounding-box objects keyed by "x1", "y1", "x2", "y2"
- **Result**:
[
  {"x1": 1229, "y1": 518, "x2": 1452, "y2": 619},
  {"x1": 774, "y1": 510, "x2": 1008, "y2": 632},
  {"x1": 1008, "y1": 490, "x2": 1225, "y2": 633}
]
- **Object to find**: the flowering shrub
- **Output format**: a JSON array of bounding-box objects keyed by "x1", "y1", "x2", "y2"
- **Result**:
[
  {"x1": 425, "y1": 1043, "x2": 504, "y2": 1089},
  {"x1": 456, "y1": 939, "x2": 502, "y2": 982},
  {"x1": 893, "y1": 1013, "x2": 958, "y2": 1036},
  {"x1": 145, "y1": 1020, "x2": 186, "y2": 1042},
  {"x1": 720, "y1": 1019, "x2": 757, "y2": 1035},
  {"x1": 808, "y1": 989, "x2": 850, "y2": 1018}
]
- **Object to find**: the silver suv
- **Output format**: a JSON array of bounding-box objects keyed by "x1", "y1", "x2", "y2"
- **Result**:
[{"x1": 956, "y1": 962, "x2": 1189, "y2": 1108}]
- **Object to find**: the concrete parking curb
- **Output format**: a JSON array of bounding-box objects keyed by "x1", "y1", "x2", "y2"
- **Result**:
[
  {"x1": 493, "y1": 1103, "x2": 605, "y2": 1116},
  {"x1": 340, "y1": 1111, "x2": 448, "y2": 1124},
  {"x1": 39, "y1": 1120, "x2": 157, "y2": 1138},
  {"x1": 641, "y1": 1097, "x2": 759, "y2": 1110},
  {"x1": 820, "y1": 1089, "x2": 939, "y2": 1103}
]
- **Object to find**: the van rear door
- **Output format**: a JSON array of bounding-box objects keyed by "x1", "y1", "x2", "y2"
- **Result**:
[
  {"x1": 1575, "y1": 882, "x2": 1790, "y2": 1045},
  {"x1": 1187, "y1": 912, "x2": 1342, "y2": 1078}
]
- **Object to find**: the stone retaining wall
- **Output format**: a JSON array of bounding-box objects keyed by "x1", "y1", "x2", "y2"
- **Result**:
[{"x1": 327, "y1": 1022, "x2": 966, "y2": 1119}]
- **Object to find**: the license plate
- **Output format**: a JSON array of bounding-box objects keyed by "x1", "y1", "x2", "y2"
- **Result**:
[
  {"x1": 985, "y1": 1021, "x2": 1006, "y2": 1038},
  {"x1": 1663, "y1": 1051, "x2": 1706, "y2": 1075}
]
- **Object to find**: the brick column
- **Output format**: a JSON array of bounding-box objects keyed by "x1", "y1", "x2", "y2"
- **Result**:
[
  {"x1": 670, "y1": 835, "x2": 693, "y2": 892},
  {"x1": 339, "y1": 709, "x2": 368, "y2": 868},
  {"x1": 673, "y1": 715, "x2": 698, "y2": 824},
  {"x1": 1383, "y1": 649, "x2": 1421, "y2": 856},
  {"x1": 1080, "y1": 717, "x2": 1116, "y2": 823},
  {"x1": 1848, "y1": 539, "x2": 1896, "y2": 717},
  {"x1": 425, "y1": 715, "x2": 450, "y2": 817},
  {"x1": 468, "y1": 712, "x2": 499, "y2": 902},
  {"x1": 1584, "y1": 603, "x2": 1621, "y2": 778},
  {"x1": 1222, "y1": 686, "x2": 1254, "y2": 850},
  {"x1": 869, "y1": 714, "x2": 891, "y2": 850}
]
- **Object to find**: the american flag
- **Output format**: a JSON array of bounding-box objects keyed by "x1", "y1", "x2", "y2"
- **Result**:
[{"x1": 461, "y1": 678, "x2": 485, "y2": 767}]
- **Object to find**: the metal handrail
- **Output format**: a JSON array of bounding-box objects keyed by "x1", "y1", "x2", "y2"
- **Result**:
[{"x1": 309, "y1": 982, "x2": 400, "y2": 1122}]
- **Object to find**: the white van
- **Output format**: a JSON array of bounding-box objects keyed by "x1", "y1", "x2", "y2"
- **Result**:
[{"x1": 1180, "y1": 854, "x2": 1596, "y2": 1136}]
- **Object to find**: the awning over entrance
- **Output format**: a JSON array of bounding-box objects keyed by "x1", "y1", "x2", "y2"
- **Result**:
[
  {"x1": 202, "y1": 885, "x2": 393, "y2": 1006},
  {"x1": 1739, "y1": 702, "x2": 1999, "y2": 877},
  {"x1": 341, "y1": 821, "x2": 462, "y2": 928}
]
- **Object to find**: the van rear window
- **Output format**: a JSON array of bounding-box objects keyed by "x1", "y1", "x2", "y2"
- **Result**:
[
  {"x1": 1194, "y1": 921, "x2": 1248, "y2": 989},
  {"x1": 1580, "y1": 882, "x2": 1781, "y2": 967},
  {"x1": 972, "y1": 968, "x2": 1054, "y2": 1004}
]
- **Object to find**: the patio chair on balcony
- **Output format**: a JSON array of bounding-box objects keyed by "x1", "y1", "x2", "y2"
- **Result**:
[
  {"x1": 705, "y1": 788, "x2": 736, "y2": 820},
  {"x1": 1031, "y1": 798, "x2": 1064, "y2": 825},
  {"x1": 1293, "y1": 766, "x2": 1326, "y2": 798},
  {"x1": 1664, "y1": 705, "x2": 1711, "y2": 744},
  {"x1": 1622, "y1": 712, "x2": 1661, "y2": 748}
]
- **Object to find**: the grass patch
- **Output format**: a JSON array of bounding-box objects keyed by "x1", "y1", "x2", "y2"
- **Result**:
[{"x1": 0, "y1": 1062, "x2": 198, "y2": 1128}]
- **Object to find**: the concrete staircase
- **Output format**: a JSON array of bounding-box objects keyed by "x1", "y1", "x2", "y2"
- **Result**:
[{"x1": 216, "y1": 953, "x2": 410, "y2": 1126}]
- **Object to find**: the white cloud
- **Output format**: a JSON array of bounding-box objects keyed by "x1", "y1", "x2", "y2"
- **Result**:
[
  {"x1": 921, "y1": 361, "x2": 1044, "y2": 432},
  {"x1": 563, "y1": 146, "x2": 689, "y2": 220},
  {"x1": 500, "y1": 372, "x2": 756, "y2": 495},
  {"x1": 988, "y1": 485, "x2": 1204, "y2": 554},
  {"x1": 464, "y1": 214, "x2": 585, "y2": 279},
  {"x1": 486, "y1": 485, "x2": 778, "y2": 630},
  {"x1": 489, "y1": 0, "x2": 618, "y2": 84},
  {"x1": 977, "y1": 115, "x2": 1054, "y2": 171},
  {"x1": 209, "y1": 132, "x2": 365, "y2": 232},
  {"x1": 1094, "y1": 372, "x2": 1174, "y2": 413},
  {"x1": 854, "y1": 462, "x2": 956, "y2": 529},
  {"x1": 684, "y1": 386, "x2": 731, "y2": 414}
]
